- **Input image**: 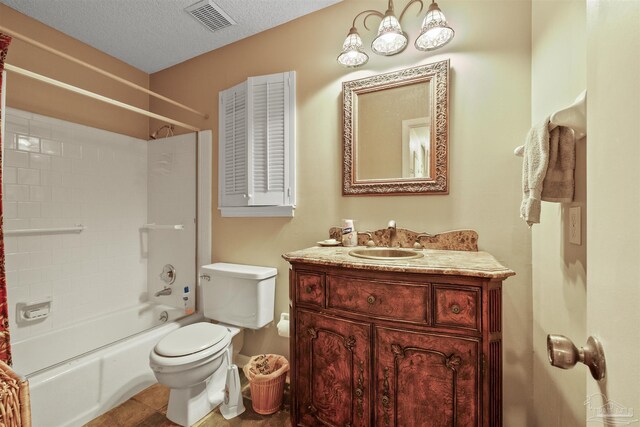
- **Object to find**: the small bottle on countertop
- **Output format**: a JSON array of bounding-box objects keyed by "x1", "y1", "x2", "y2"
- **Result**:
[{"x1": 342, "y1": 219, "x2": 358, "y2": 247}]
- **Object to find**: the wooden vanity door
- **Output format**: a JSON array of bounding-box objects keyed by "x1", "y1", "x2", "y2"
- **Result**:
[
  {"x1": 295, "y1": 309, "x2": 371, "y2": 427},
  {"x1": 375, "y1": 327, "x2": 480, "y2": 427}
]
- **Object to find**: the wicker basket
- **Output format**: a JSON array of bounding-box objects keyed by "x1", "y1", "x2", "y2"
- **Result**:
[
  {"x1": 248, "y1": 372, "x2": 287, "y2": 415},
  {"x1": 243, "y1": 354, "x2": 289, "y2": 415},
  {"x1": 0, "y1": 360, "x2": 31, "y2": 427}
]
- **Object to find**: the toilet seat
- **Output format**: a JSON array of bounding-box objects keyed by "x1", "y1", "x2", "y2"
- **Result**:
[
  {"x1": 155, "y1": 323, "x2": 229, "y2": 357},
  {"x1": 150, "y1": 323, "x2": 231, "y2": 370}
]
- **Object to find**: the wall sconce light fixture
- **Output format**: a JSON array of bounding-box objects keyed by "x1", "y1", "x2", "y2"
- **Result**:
[{"x1": 337, "y1": 0, "x2": 454, "y2": 68}]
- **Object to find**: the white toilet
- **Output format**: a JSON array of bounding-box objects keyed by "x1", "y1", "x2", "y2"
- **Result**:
[{"x1": 149, "y1": 263, "x2": 277, "y2": 426}]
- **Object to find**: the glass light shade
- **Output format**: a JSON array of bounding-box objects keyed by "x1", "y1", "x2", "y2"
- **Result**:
[
  {"x1": 415, "y1": 2, "x2": 455, "y2": 51},
  {"x1": 371, "y1": 14, "x2": 408, "y2": 56},
  {"x1": 337, "y1": 30, "x2": 369, "y2": 67}
]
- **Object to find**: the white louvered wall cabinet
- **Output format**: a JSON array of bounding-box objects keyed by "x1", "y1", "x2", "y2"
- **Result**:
[{"x1": 218, "y1": 71, "x2": 296, "y2": 217}]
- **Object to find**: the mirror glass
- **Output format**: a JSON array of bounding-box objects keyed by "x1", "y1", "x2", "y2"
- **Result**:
[
  {"x1": 356, "y1": 82, "x2": 431, "y2": 180},
  {"x1": 343, "y1": 60, "x2": 449, "y2": 195}
]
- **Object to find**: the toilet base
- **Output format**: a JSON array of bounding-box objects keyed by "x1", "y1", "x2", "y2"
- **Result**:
[{"x1": 166, "y1": 381, "x2": 224, "y2": 427}]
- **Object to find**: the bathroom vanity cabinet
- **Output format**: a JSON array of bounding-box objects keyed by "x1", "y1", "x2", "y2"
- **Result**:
[{"x1": 283, "y1": 247, "x2": 514, "y2": 427}]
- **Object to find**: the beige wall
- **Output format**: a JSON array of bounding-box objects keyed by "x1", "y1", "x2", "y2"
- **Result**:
[
  {"x1": 151, "y1": 0, "x2": 533, "y2": 423},
  {"x1": 0, "y1": 3, "x2": 149, "y2": 139},
  {"x1": 531, "y1": 0, "x2": 587, "y2": 425}
]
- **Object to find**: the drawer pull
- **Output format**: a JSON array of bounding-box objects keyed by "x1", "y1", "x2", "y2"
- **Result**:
[
  {"x1": 305, "y1": 286, "x2": 313, "y2": 293},
  {"x1": 451, "y1": 304, "x2": 461, "y2": 314},
  {"x1": 367, "y1": 295, "x2": 376, "y2": 305}
]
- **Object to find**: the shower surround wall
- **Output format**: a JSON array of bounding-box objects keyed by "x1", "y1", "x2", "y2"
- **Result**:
[
  {"x1": 147, "y1": 133, "x2": 196, "y2": 313},
  {"x1": 2, "y1": 108, "x2": 148, "y2": 370}
]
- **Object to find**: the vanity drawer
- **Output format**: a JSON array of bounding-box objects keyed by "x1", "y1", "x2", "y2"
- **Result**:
[
  {"x1": 433, "y1": 285, "x2": 481, "y2": 331},
  {"x1": 327, "y1": 275, "x2": 430, "y2": 324},
  {"x1": 296, "y1": 271, "x2": 325, "y2": 307}
]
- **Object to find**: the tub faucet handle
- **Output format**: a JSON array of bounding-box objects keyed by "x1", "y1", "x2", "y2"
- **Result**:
[{"x1": 160, "y1": 264, "x2": 176, "y2": 285}]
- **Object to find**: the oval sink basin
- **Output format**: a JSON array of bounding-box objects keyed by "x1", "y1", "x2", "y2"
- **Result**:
[{"x1": 349, "y1": 248, "x2": 424, "y2": 260}]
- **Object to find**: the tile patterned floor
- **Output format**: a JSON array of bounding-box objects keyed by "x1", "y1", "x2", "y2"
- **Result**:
[{"x1": 84, "y1": 375, "x2": 291, "y2": 427}]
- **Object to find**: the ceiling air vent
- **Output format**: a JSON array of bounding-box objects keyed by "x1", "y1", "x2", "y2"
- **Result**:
[{"x1": 185, "y1": 0, "x2": 237, "y2": 33}]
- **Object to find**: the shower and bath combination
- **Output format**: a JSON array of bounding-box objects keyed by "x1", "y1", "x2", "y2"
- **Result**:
[{"x1": 2, "y1": 108, "x2": 206, "y2": 425}]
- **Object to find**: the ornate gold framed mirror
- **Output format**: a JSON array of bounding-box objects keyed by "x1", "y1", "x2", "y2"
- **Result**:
[{"x1": 342, "y1": 60, "x2": 449, "y2": 195}]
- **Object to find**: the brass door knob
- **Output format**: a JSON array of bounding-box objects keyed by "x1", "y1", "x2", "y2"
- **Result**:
[
  {"x1": 451, "y1": 304, "x2": 461, "y2": 314},
  {"x1": 547, "y1": 334, "x2": 606, "y2": 381}
]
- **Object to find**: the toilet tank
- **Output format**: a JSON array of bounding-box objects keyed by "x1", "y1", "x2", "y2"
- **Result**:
[{"x1": 201, "y1": 263, "x2": 277, "y2": 329}]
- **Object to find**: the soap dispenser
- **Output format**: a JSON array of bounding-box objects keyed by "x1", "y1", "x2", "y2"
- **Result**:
[{"x1": 342, "y1": 219, "x2": 357, "y2": 247}]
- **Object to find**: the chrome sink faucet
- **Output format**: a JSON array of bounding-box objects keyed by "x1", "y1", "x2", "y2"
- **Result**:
[
  {"x1": 387, "y1": 220, "x2": 397, "y2": 247},
  {"x1": 155, "y1": 287, "x2": 172, "y2": 297}
]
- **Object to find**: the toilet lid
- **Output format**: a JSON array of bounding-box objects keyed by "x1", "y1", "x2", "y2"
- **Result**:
[{"x1": 154, "y1": 323, "x2": 229, "y2": 357}]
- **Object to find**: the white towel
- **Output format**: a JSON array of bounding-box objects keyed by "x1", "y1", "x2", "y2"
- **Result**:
[{"x1": 520, "y1": 117, "x2": 550, "y2": 226}]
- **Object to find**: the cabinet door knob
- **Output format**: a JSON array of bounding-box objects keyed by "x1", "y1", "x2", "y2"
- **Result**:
[
  {"x1": 451, "y1": 304, "x2": 461, "y2": 314},
  {"x1": 367, "y1": 295, "x2": 376, "y2": 305},
  {"x1": 305, "y1": 286, "x2": 312, "y2": 293}
]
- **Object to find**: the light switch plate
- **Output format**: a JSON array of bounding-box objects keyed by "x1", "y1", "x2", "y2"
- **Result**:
[{"x1": 569, "y1": 206, "x2": 581, "y2": 245}]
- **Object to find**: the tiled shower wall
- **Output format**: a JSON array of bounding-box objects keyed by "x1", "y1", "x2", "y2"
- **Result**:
[
  {"x1": 2, "y1": 108, "x2": 148, "y2": 343},
  {"x1": 147, "y1": 134, "x2": 196, "y2": 313}
]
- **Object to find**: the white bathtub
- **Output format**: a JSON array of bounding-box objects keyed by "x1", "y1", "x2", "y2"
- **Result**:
[{"x1": 14, "y1": 303, "x2": 201, "y2": 427}]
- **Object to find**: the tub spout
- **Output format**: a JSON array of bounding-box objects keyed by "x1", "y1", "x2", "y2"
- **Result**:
[{"x1": 155, "y1": 287, "x2": 172, "y2": 297}]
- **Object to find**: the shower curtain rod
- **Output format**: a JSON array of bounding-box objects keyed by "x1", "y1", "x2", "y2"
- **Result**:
[
  {"x1": 0, "y1": 25, "x2": 209, "y2": 120},
  {"x1": 5, "y1": 63, "x2": 200, "y2": 132}
]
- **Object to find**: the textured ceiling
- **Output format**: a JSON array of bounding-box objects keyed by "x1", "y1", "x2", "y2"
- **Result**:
[{"x1": 0, "y1": 0, "x2": 341, "y2": 73}]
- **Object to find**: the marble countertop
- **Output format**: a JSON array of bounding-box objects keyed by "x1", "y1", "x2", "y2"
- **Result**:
[{"x1": 282, "y1": 246, "x2": 515, "y2": 280}]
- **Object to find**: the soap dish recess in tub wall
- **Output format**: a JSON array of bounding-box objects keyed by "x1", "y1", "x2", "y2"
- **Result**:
[{"x1": 16, "y1": 297, "x2": 52, "y2": 324}]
